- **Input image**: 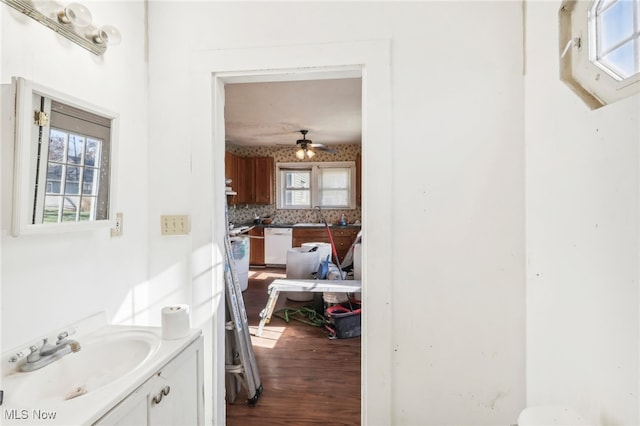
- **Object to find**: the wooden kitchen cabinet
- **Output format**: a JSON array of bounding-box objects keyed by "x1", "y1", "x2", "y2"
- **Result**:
[
  {"x1": 292, "y1": 227, "x2": 330, "y2": 249},
  {"x1": 225, "y1": 153, "x2": 273, "y2": 205},
  {"x1": 225, "y1": 151, "x2": 239, "y2": 205},
  {"x1": 250, "y1": 156, "x2": 274, "y2": 205},
  {"x1": 249, "y1": 227, "x2": 265, "y2": 266},
  {"x1": 225, "y1": 152, "x2": 251, "y2": 204},
  {"x1": 292, "y1": 226, "x2": 360, "y2": 263},
  {"x1": 331, "y1": 228, "x2": 360, "y2": 262}
]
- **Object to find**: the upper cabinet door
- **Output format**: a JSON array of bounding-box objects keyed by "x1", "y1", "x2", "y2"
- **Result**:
[{"x1": 252, "y1": 157, "x2": 274, "y2": 205}]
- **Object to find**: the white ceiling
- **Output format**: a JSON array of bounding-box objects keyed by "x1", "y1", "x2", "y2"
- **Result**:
[{"x1": 224, "y1": 78, "x2": 362, "y2": 147}]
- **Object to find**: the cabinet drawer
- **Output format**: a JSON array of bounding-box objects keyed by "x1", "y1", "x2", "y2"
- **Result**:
[
  {"x1": 332, "y1": 228, "x2": 358, "y2": 237},
  {"x1": 293, "y1": 228, "x2": 327, "y2": 239}
]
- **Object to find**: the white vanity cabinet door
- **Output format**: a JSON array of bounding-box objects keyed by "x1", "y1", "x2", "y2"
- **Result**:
[
  {"x1": 93, "y1": 384, "x2": 149, "y2": 425},
  {"x1": 94, "y1": 335, "x2": 204, "y2": 426},
  {"x1": 147, "y1": 338, "x2": 202, "y2": 425}
]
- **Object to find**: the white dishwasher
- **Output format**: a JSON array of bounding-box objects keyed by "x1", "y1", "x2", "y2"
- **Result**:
[{"x1": 264, "y1": 227, "x2": 293, "y2": 266}]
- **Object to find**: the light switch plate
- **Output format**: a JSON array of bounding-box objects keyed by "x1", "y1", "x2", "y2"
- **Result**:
[
  {"x1": 161, "y1": 215, "x2": 190, "y2": 235},
  {"x1": 111, "y1": 212, "x2": 123, "y2": 237}
]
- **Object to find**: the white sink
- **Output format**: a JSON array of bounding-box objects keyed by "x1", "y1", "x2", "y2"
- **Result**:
[
  {"x1": 4, "y1": 328, "x2": 160, "y2": 405},
  {"x1": 293, "y1": 223, "x2": 326, "y2": 227}
]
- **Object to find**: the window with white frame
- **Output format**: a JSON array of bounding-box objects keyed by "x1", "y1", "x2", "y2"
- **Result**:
[
  {"x1": 559, "y1": 0, "x2": 639, "y2": 109},
  {"x1": 277, "y1": 162, "x2": 356, "y2": 209},
  {"x1": 11, "y1": 77, "x2": 117, "y2": 236}
]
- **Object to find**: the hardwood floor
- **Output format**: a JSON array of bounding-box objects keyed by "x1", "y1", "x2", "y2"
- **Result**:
[{"x1": 226, "y1": 267, "x2": 361, "y2": 425}]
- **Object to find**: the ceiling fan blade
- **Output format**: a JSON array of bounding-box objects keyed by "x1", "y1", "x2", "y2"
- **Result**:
[{"x1": 315, "y1": 146, "x2": 338, "y2": 154}]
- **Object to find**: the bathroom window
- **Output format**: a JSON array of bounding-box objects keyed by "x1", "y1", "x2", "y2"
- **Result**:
[
  {"x1": 590, "y1": 0, "x2": 639, "y2": 80},
  {"x1": 11, "y1": 77, "x2": 118, "y2": 236},
  {"x1": 559, "y1": 0, "x2": 639, "y2": 109},
  {"x1": 276, "y1": 161, "x2": 355, "y2": 209}
]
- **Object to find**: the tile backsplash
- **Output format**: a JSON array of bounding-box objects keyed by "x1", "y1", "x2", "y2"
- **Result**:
[
  {"x1": 226, "y1": 143, "x2": 362, "y2": 226},
  {"x1": 228, "y1": 205, "x2": 361, "y2": 226}
]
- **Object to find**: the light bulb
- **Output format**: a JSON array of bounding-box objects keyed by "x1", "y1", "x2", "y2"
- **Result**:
[
  {"x1": 295, "y1": 148, "x2": 305, "y2": 160},
  {"x1": 93, "y1": 25, "x2": 122, "y2": 46},
  {"x1": 58, "y1": 3, "x2": 92, "y2": 27},
  {"x1": 306, "y1": 149, "x2": 316, "y2": 159}
]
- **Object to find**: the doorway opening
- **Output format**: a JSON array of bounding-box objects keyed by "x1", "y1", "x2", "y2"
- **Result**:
[
  {"x1": 222, "y1": 75, "x2": 363, "y2": 424},
  {"x1": 200, "y1": 40, "x2": 392, "y2": 426}
]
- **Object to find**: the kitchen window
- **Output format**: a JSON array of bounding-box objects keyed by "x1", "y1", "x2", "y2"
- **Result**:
[
  {"x1": 276, "y1": 161, "x2": 356, "y2": 209},
  {"x1": 559, "y1": 0, "x2": 639, "y2": 109}
]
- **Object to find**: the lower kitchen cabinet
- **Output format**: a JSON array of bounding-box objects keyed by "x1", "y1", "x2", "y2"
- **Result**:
[
  {"x1": 292, "y1": 227, "x2": 360, "y2": 263},
  {"x1": 249, "y1": 227, "x2": 265, "y2": 266},
  {"x1": 331, "y1": 228, "x2": 360, "y2": 262},
  {"x1": 94, "y1": 335, "x2": 204, "y2": 426}
]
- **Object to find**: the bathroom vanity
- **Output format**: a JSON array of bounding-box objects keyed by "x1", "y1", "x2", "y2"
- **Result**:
[
  {"x1": 94, "y1": 333, "x2": 203, "y2": 425},
  {"x1": 1, "y1": 322, "x2": 204, "y2": 425}
]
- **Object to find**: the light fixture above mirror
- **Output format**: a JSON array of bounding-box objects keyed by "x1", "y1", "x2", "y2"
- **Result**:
[{"x1": 0, "y1": 0, "x2": 121, "y2": 55}]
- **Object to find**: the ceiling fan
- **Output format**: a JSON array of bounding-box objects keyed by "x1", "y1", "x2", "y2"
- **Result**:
[{"x1": 288, "y1": 130, "x2": 337, "y2": 159}]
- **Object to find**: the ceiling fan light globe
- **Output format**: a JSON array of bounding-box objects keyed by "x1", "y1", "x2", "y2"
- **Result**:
[
  {"x1": 295, "y1": 148, "x2": 305, "y2": 160},
  {"x1": 306, "y1": 149, "x2": 316, "y2": 159}
]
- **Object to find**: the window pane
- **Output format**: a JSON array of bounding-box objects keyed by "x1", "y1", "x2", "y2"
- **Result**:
[
  {"x1": 66, "y1": 135, "x2": 84, "y2": 165},
  {"x1": 80, "y1": 197, "x2": 96, "y2": 221},
  {"x1": 285, "y1": 189, "x2": 310, "y2": 207},
  {"x1": 597, "y1": 0, "x2": 617, "y2": 12},
  {"x1": 85, "y1": 138, "x2": 102, "y2": 167},
  {"x1": 43, "y1": 195, "x2": 61, "y2": 223},
  {"x1": 285, "y1": 170, "x2": 310, "y2": 189},
  {"x1": 65, "y1": 166, "x2": 81, "y2": 195},
  {"x1": 48, "y1": 130, "x2": 66, "y2": 162},
  {"x1": 320, "y1": 168, "x2": 349, "y2": 189},
  {"x1": 46, "y1": 164, "x2": 63, "y2": 194},
  {"x1": 600, "y1": 0, "x2": 634, "y2": 52},
  {"x1": 320, "y1": 189, "x2": 349, "y2": 206},
  {"x1": 602, "y1": 41, "x2": 638, "y2": 77},
  {"x1": 62, "y1": 196, "x2": 79, "y2": 222},
  {"x1": 82, "y1": 167, "x2": 98, "y2": 195}
]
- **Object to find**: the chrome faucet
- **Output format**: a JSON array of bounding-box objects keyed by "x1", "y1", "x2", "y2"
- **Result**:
[
  {"x1": 313, "y1": 205, "x2": 325, "y2": 224},
  {"x1": 9, "y1": 330, "x2": 81, "y2": 372}
]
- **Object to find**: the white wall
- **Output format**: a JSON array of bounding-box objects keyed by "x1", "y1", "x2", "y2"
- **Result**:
[
  {"x1": 0, "y1": 2, "x2": 150, "y2": 346},
  {"x1": 10, "y1": 2, "x2": 635, "y2": 425},
  {"x1": 524, "y1": 2, "x2": 640, "y2": 425},
  {"x1": 147, "y1": 2, "x2": 525, "y2": 425}
]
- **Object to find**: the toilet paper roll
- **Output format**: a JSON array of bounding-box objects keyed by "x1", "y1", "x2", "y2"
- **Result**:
[{"x1": 161, "y1": 305, "x2": 191, "y2": 340}]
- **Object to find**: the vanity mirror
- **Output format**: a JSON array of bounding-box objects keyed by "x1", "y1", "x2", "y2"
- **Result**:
[{"x1": 11, "y1": 77, "x2": 118, "y2": 236}]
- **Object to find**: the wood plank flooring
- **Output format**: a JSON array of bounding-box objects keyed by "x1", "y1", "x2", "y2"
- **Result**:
[{"x1": 226, "y1": 268, "x2": 361, "y2": 425}]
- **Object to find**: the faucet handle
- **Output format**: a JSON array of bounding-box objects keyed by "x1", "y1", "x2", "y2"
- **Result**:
[
  {"x1": 26, "y1": 345, "x2": 41, "y2": 363},
  {"x1": 56, "y1": 327, "x2": 77, "y2": 343},
  {"x1": 8, "y1": 346, "x2": 35, "y2": 363}
]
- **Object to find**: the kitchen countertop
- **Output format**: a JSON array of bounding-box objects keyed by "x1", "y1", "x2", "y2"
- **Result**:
[{"x1": 241, "y1": 222, "x2": 362, "y2": 229}]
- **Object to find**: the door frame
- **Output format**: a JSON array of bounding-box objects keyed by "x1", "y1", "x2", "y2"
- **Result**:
[{"x1": 190, "y1": 40, "x2": 392, "y2": 425}]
